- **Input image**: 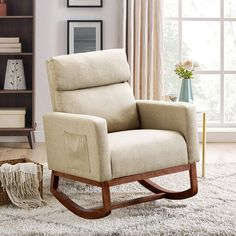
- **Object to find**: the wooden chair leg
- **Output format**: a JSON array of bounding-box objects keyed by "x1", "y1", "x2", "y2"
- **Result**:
[
  {"x1": 139, "y1": 163, "x2": 198, "y2": 200},
  {"x1": 50, "y1": 171, "x2": 111, "y2": 219},
  {"x1": 27, "y1": 131, "x2": 35, "y2": 149}
]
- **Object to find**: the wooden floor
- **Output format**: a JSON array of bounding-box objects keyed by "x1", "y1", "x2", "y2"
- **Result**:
[
  {"x1": 0, "y1": 142, "x2": 47, "y2": 163},
  {"x1": 0, "y1": 142, "x2": 236, "y2": 164}
]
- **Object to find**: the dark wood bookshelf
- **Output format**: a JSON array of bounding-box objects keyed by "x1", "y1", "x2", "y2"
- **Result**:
[
  {"x1": 0, "y1": 16, "x2": 33, "y2": 19},
  {"x1": 0, "y1": 0, "x2": 35, "y2": 149},
  {"x1": 0, "y1": 53, "x2": 33, "y2": 56},
  {"x1": 0, "y1": 128, "x2": 34, "y2": 131},
  {"x1": 0, "y1": 90, "x2": 32, "y2": 94}
]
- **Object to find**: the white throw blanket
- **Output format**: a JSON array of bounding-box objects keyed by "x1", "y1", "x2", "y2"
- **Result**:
[{"x1": 0, "y1": 162, "x2": 46, "y2": 208}]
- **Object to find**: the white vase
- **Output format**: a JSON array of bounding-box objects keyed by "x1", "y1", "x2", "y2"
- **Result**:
[{"x1": 4, "y1": 59, "x2": 26, "y2": 90}]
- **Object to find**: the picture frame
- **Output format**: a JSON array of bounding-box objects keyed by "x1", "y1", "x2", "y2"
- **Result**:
[
  {"x1": 67, "y1": 0, "x2": 103, "y2": 8},
  {"x1": 67, "y1": 20, "x2": 103, "y2": 54}
]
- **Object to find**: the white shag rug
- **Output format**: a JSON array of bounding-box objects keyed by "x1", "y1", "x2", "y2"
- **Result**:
[{"x1": 0, "y1": 163, "x2": 236, "y2": 236}]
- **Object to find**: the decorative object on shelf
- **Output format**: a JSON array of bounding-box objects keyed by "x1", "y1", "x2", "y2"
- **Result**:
[
  {"x1": 0, "y1": 0, "x2": 6, "y2": 16},
  {"x1": 0, "y1": 37, "x2": 19, "y2": 44},
  {"x1": 0, "y1": 108, "x2": 26, "y2": 128},
  {"x1": 67, "y1": 0, "x2": 102, "y2": 8},
  {"x1": 4, "y1": 59, "x2": 26, "y2": 90},
  {"x1": 162, "y1": 94, "x2": 178, "y2": 102},
  {"x1": 174, "y1": 60, "x2": 199, "y2": 103},
  {"x1": 68, "y1": 20, "x2": 102, "y2": 54},
  {"x1": 0, "y1": 37, "x2": 21, "y2": 53}
]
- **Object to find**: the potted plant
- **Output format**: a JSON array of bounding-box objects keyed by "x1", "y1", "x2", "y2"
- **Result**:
[{"x1": 174, "y1": 60, "x2": 198, "y2": 103}]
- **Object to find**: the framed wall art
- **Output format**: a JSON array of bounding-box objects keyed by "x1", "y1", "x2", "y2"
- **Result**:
[
  {"x1": 67, "y1": 20, "x2": 103, "y2": 54},
  {"x1": 67, "y1": 0, "x2": 103, "y2": 8}
]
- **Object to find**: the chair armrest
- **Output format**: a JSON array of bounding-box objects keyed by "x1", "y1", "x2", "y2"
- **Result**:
[
  {"x1": 43, "y1": 112, "x2": 111, "y2": 182},
  {"x1": 136, "y1": 101, "x2": 200, "y2": 163}
]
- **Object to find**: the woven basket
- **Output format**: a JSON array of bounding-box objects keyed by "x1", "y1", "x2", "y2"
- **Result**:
[{"x1": 0, "y1": 158, "x2": 43, "y2": 206}]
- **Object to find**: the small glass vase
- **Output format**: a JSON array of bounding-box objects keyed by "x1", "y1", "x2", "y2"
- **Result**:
[{"x1": 179, "y1": 79, "x2": 194, "y2": 103}]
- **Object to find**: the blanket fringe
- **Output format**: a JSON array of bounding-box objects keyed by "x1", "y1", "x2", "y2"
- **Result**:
[{"x1": 0, "y1": 163, "x2": 46, "y2": 209}]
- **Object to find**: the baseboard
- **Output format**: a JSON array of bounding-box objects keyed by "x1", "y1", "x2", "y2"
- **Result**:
[
  {"x1": 34, "y1": 130, "x2": 45, "y2": 143},
  {"x1": 198, "y1": 128, "x2": 236, "y2": 143},
  {"x1": 0, "y1": 130, "x2": 236, "y2": 143}
]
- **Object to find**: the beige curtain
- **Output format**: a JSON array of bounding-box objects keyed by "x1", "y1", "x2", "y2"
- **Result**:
[{"x1": 123, "y1": 0, "x2": 164, "y2": 100}]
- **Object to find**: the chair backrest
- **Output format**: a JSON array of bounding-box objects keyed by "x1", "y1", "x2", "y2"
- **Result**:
[{"x1": 46, "y1": 49, "x2": 140, "y2": 133}]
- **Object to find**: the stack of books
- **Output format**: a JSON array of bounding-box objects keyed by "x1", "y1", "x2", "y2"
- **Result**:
[{"x1": 0, "y1": 37, "x2": 21, "y2": 53}]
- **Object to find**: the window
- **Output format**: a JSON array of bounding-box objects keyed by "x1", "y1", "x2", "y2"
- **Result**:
[{"x1": 163, "y1": 0, "x2": 236, "y2": 126}]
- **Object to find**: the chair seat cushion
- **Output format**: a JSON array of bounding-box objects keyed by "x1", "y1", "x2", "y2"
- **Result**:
[{"x1": 108, "y1": 129, "x2": 188, "y2": 179}]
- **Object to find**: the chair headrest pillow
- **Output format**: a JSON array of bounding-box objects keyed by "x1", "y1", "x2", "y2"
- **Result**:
[{"x1": 47, "y1": 49, "x2": 131, "y2": 91}]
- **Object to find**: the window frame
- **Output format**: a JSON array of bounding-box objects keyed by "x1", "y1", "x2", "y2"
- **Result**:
[{"x1": 164, "y1": 0, "x2": 236, "y2": 127}]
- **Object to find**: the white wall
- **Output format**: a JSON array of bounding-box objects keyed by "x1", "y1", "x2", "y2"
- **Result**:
[{"x1": 35, "y1": 0, "x2": 124, "y2": 141}]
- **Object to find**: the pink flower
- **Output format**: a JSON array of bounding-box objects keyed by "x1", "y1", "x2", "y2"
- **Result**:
[{"x1": 183, "y1": 60, "x2": 193, "y2": 70}]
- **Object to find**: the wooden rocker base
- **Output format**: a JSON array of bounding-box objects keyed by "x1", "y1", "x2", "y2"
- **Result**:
[{"x1": 50, "y1": 163, "x2": 198, "y2": 219}]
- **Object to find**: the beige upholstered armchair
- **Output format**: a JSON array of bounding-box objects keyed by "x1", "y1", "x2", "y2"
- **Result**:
[{"x1": 44, "y1": 49, "x2": 199, "y2": 219}]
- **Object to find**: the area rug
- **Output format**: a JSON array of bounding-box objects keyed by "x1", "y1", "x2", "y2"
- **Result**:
[{"x1": 0, "y1": 163, "x2": 235, "y2": 236}]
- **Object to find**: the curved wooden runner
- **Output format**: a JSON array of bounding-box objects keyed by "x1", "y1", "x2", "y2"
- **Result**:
[{"x1": 50, "y1": 163, "x2": 198, "y2": 219}]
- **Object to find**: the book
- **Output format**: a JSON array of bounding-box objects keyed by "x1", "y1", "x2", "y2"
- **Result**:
[
  {"x1": 0, "y1": 43, "x2": 21, "y2": 48},
  {"x1": 0, "y1": 37, "x2": 20, "y2": 44},
  {"x1": 0, "y1": 48, "x2": 21, "y2": 53}
]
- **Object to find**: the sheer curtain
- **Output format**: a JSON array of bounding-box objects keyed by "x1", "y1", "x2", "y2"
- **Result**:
[{"x1": 123, "y1": 0, "x2": 164, "y2": 100}]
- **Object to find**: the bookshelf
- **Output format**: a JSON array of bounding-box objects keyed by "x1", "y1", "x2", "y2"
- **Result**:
[{"x1": 0, "y1": 0, "x2": 35, "y2": 148}]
